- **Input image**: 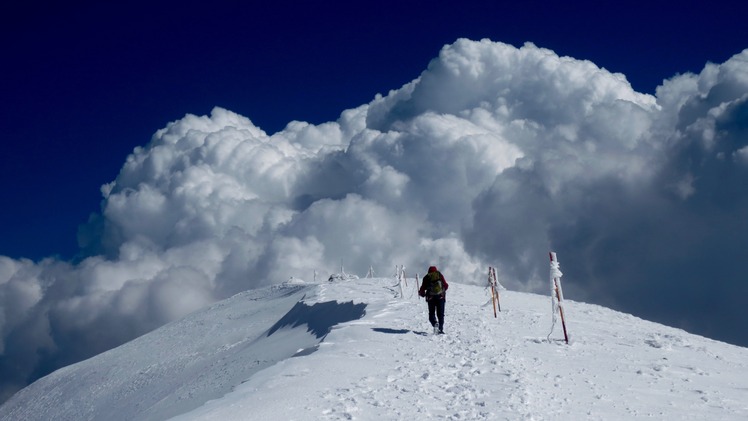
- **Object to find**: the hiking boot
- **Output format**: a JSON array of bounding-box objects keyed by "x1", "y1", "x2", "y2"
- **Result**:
[{"x1": 433, "y1": 325, "x2": 439, "y2": 334}]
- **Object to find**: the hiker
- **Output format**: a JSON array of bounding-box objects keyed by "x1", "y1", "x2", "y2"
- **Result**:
[{"x1": 419, "y1": 266, "x2": 449, "y2": 334}]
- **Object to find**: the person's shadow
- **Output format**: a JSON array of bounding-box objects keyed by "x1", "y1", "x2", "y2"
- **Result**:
[{"x1": 371, "y1": 327, "x2": 429, "y2": 336}]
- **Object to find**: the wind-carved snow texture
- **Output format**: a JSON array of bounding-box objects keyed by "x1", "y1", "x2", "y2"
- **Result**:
[{"x1": 2, "y1": 278, "x2": 747, "y2": 420}]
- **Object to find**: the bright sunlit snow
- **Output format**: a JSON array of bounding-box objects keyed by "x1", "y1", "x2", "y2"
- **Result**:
[{"x1": 2, "y1": 276, "x2": 746, "y2": 420}]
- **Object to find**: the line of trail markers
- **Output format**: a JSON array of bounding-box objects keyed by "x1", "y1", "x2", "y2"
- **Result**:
[
  {"x1": 549, "y1": 252, "x2": 570, "y2": 344},
  {"x1": 488, "y1": 266, "x2": 501, "y2": 317}
]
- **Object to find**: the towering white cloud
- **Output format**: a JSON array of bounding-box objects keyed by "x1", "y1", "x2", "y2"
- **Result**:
[{"x1": 2, "y1": 39, "x2": 748, "y2": 402}]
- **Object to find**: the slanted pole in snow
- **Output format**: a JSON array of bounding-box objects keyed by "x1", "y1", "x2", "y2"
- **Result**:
[
  {"x1": 549, "y1": 252, "x2": 570, "y2": 344},
  {"x1": 493, "y1": 267, "x2": 501, "y2": 313},
  {"x1": 488, "y1": 266, "x2": 501, "y2": 317}
]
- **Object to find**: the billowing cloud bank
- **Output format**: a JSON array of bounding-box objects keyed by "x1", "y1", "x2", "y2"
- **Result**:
[{"x1": 2, "y1": 39, "x2": 747, "y2": 401}]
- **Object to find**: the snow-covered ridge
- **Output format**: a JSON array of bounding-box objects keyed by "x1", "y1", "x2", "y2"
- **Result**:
[
  {"x1": 1, "y1": 278, "x2": 747, "y2": 420},
  {"x1": 0, "y1": 281, "x2": 366, "y2": 421}
]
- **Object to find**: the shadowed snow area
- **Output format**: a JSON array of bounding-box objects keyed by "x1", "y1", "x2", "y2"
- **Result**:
[
  {"x1": 1, "y1": 278, "x2": 747, "y2": 420},
  {"x1": 0, "y1": 282, "x2": 367, "y2": 421},
  {"x1": 268, "y1": 300, "x2": 366, "y2": 339}
]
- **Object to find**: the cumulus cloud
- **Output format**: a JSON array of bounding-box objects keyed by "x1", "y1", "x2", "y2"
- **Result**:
[{"x1": 2, "y1": 38, "x2": 748, "y2": 401}]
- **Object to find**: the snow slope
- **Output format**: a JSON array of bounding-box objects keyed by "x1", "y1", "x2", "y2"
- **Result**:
[{"x1": 1, "y1": 278, "x2": 746, "y2": 420}]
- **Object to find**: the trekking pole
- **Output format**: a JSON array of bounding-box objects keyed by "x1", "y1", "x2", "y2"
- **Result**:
[{"x1": 549, "y1": 252, "x2": 569, "y2": 344}]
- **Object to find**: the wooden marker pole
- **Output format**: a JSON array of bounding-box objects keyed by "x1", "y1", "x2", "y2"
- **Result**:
[
  {"x1": 488, "y1": 266, "x2": 501, "y2": 317},
  {"x1": 489, "y1": 267, "x2": 497, "y2": 317},
  {"x1": 492, "y1": 267, "x2": 501, "y2": 313},
  {"x1": 549, "y1": 252, "x2": 569, "y2": 344}
]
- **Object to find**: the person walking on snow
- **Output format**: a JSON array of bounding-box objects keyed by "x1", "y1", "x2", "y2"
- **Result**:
[{"x1": 419, "y1": 266, "x2": 449, "y2": 334}]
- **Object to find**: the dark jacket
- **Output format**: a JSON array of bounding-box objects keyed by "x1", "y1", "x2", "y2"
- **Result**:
[{"x1": 419, "y1": 266, "x2": 449, "y2": 300}]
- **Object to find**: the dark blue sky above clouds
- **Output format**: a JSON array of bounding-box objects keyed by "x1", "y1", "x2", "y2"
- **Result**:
[{"x1": 2, "y1": 0, "x2": 746, "y2": 261}]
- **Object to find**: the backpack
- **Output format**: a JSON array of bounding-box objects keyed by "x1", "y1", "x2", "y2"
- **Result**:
[{"x1": 426, "y1": 271, "x2": 444, "y2": 296}]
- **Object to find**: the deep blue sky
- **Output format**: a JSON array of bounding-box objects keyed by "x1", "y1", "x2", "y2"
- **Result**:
[{"x1": 2, "y1": 0, "x2": 746, "y2": 261}]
